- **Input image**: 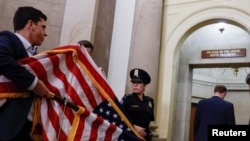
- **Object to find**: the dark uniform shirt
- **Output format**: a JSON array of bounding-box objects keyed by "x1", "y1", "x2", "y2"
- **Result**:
[{"x1": 121, "y1": 93, "x2": 154, "y2": 140}]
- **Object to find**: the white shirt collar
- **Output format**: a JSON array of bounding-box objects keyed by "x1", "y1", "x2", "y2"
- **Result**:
[{"x1": 15, "y1": 33, "x2": 32, "y2": 50}]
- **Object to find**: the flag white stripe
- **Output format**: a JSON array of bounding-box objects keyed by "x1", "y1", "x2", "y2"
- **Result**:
[
  {"x1": 41, "y1": 99, "x2": 58, "y2": 141},
  {"x1": 82, "y1": 113, "x2": 96, "y2": 141}
]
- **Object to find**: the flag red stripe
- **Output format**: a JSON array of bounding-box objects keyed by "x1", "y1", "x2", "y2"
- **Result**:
[
  {"x1": 50, "y1": 54, "x2": 85, "y2": 107},
  {"x1": 104, "y1": 124, "x2": 117, "y2": 141},
  {"x1": 24, "y1": 57, "x2": 65, "y2": 139},
  {"x1": 25, "y1": 51, "x2": 98, "y2": 140},
  {"x1": 77, "y1": 109, "x2": 92, "y2": 141},
  {"x1": 64, "y1": 52, "x2": 98, "y2": 109},
  {"x1": 88, "y1": 115, "x2": 103, "y2": 140},
  {"x1": 45, "y1": 52, "x2": 101, "y2": 140},
  {"x1": 77, "y1": 51, "x2": 116, "y2": 100},
  {"x1": 0, "y1": 82, "x2": 25, "y2": 92},
  {"x1": 26, "y1": 55, "x2": 75, "y2": 139},
  {"x1": 72, "y1": 113, "x2": 85, "y2": 141},
  {"x1": 46, "y1": 54, "x2": 82, "y2": 138},
  {"x1": 42, "y1": 127, "x2": 49, "y2": 141}
]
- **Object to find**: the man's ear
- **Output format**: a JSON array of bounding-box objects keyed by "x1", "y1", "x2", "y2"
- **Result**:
[
  {"x1": 27, "y1": 20, "x2": 35, "y2": 30},
  {"x1": 223, "y1": 92, "x2": 227, "y2": 98}
]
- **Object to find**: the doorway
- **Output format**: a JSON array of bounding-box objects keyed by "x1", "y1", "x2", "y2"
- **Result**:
[{"x1": 189, "y1": 66, "x2": 250, "y2": 141}]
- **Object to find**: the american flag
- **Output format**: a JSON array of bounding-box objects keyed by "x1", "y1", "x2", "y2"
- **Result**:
[{"x1": 0, "y1": 45, "x2": 143, "y2": 141}]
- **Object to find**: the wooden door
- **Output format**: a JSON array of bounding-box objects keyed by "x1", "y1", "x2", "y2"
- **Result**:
[{"x1": 189, "y1": 103, "x2": 197, "y2": 141}]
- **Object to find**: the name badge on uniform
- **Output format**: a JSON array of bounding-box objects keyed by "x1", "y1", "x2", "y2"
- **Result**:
[{"x1": 131, "y1": 105, "x2": 139, "y2": 108}]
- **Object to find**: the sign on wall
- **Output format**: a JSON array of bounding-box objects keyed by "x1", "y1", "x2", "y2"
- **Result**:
[{"x1": 201, "y1": 48, "x2": 246, "y2": 58}]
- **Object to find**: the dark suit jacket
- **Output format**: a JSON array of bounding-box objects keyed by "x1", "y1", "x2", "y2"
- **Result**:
[
  {"x1": 194, "y1": 96, "x2": 235, "y2": 141},
  {"x1": 0, "y1": 30, "x2": 35, "y2": 140}
]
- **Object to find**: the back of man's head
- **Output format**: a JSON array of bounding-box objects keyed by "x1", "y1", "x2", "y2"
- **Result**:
[{"x1": 214, "y1": 85, "x2": 227, "y2": 93}]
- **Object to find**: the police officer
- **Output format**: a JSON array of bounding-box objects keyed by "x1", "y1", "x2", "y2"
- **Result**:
[{"x1": 121, "y1": 68, "x2": 154, "y2": 141}]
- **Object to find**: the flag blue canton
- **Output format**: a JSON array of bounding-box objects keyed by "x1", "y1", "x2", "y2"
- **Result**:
[{"x1": 93, "y1": 100, "x2": 142, "y2": 141}]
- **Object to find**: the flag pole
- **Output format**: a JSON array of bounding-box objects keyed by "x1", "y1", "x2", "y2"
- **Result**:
[{"x1": 49, "y1": 92, "x2": 79, "y2": 111}]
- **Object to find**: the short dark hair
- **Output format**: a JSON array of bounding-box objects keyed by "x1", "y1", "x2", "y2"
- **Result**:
[
  {"x1": 13, "y1": 6, "x2": 47, "y2": 32},
  {"x1": 214, "y1": 85, "x2": 227, "y2": 93},
  {"x1": 78, "y1": 40, "x2": 94, "y2": 53}
]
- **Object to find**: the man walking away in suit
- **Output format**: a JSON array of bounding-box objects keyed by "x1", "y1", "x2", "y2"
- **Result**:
[{"x1": 193, "y1": 85, "x2": 235, "y2": 141}]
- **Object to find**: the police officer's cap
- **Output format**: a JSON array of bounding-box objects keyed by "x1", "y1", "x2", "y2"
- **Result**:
[{"x1": 130, "y1": 68, "x2": 151, "y2": 84}]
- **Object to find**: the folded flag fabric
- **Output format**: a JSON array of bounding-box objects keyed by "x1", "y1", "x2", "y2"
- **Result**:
[{"x1": 0, "y1": 45, "x2": 143, "y2": 141}]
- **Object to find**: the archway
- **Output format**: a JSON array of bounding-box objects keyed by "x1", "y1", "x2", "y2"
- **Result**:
[
  {"x1": 177, "y1": 21, "x2": 250, "y2": 141},
  {"x1": 157, "y1": 6, "x2": 250, "y2": 141}
]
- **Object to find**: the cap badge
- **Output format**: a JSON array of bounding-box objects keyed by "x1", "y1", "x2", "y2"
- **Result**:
[{"x1": 134, "y1": 69, "x2": 139, "y2": 77}]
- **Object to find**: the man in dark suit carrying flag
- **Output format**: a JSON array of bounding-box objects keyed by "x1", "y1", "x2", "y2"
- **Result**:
[{"x1": 0, "y1": 6, "x2": 51, "y2": 141}]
